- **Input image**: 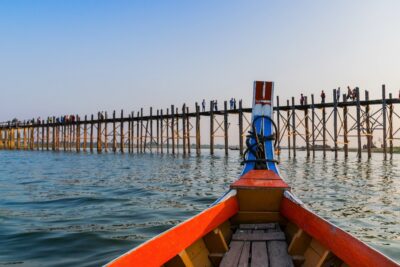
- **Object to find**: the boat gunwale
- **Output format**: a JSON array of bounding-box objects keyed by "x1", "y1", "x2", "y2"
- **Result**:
[
  {"x1": 106, "y1": 193, "x2": 239, "y2": 267},
  {"x1": 281, "y1": 194, "x2": 400, "y2": 267}
]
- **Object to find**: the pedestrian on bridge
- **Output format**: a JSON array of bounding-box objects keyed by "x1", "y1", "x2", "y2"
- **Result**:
[
  {"x1": 321, "y1": 90, "x2": 326, "y2": 103},
  {"x1": 300, "y1": 94, "x2": 305, "y2": 105}
]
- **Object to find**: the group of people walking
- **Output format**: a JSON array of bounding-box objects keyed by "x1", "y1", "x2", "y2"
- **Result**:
[
  {"x1": 201, "y1": 98, "x2": 238, "y2": 112},
  {"x1": 299, "y1": 86, "x2": 360, "y2": 105}
]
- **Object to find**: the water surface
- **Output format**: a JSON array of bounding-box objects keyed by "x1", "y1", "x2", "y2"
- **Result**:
[{"x1": 0, "y1": 150, "x2": 398, "y2": 266}]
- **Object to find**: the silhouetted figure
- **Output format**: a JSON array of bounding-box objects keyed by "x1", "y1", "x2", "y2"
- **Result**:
[
  {"x1": 321, "y1": 90, "x2": 326, "y2": 103},
  {"x1": 352, "y1": 88, "x2": 357, "y2": 101},
  {"x1": 202, "y1": 99, "x2": 206, "y2": 112},
  {"x1": 347, "y1": 86, "x2": 352, "y2": 100},
  {"x1": 300, "y1": 94, "x2": 305, "y2": 105}
]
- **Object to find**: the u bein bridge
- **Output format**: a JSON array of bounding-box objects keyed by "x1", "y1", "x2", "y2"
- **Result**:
[{"x1": 1, "y1": 85, "x2": 400, "y2": 160}]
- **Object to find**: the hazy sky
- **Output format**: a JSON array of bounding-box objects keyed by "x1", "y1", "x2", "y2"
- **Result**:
[{"x1": 1, "y1": 0, "x2": 400, "y2": 121}]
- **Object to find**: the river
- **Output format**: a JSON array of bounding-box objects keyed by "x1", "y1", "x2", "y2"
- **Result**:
[{"x1": 0, "y1": 149, "x2": 398, "y2": 266}]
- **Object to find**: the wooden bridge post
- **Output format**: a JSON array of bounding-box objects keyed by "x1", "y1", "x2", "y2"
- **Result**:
[
  {"x1": 76, "y1": 115, "x2": 81, "y2": 152},
  {"x1": 16, "y1": 127, "x2": 20, "y2": 150},
  {"x1": 291, "y1": 97, "x2": 296, "y2": 158},
  {"x1": 113, "y1": 110, "x2": 117, "y2": 153},
  {"x1": 63, "y1": 119, "x2": 67, "y2": 151},
  {"x1": 356, "y1": 87, "x2": 362, "y2": 159},
  {"x1": 171, "y1": 106, "x2": 175, "y2": 154},
  {"x1": 13, "y1": 128, "x2": 16, "y2": 150},
  {"x1": 140, "y1": 108, "x2": 144, "y2": 153},
  {"x1": 23, "y1": 127, "x2": 27, "y2": 150},
  {"x1": 196, "y1": 103, "x2": 201, "y2": 155},
  {"x1": 224, "y1": 101, "x2": 229, "y2": 156},
  {"x1": 186, "y1": 106, "x2": 191, "y2": 155},
  {"x1": 128, "y1": 114, "x2": 131, "y2": 153},
  {"x1": 83, "y1": 115, "x2": 87, "y2": 151},
  {"x1": 176, "y1": 107, "x2": 179, "y2": 154},
  {"x1": 31, "y1": 125, "x2": 34, "y2": 150},
  {"x1": 182, "y1": 104, "x2": 186, "y2": 155},
  {"x1": 166, "y1": 108, "x2": 170, "y2": 154},
  {"x1": 382, "y1": 84, "x2": 387, "y2": 160},
  {"x1": 0, "y1": 128, "x2": 3, "y2": 149},
  {"x1": 68, "y1": 120, "x2": 72, "y2": 151},
  {"x1": 120, "y1": 109, "x2": 124, "y2": 153},
  {"x1": 322, "y1": 96, "x2": 327, "y2": 158},
  {"x1": 305, "y1": 97, "x2": 310, "y2": 158},
  {"x1": 287, "y1": 100, "x2": 291, "y2": 158},
  {"x1": 156, "y1": 109, "x2": 160, "y2": 153},
  {"x1": 40, "y1": 122, "x2": 43, "y2": 150},
  {"x1": 23, "y1": 124, "x2": 27, "y2": 150},
  {"x1": 238, "y1": 100, "x2": 244, "y2": 156},
  {"x1": 97, "y1": 112, "x2": 102, "y2": 153},
  {"x1": 210, "y1": 101, "x2": 214, "y2": 155},
  {"x1": 104, "y1": 112, "x2": 108, "y2": 152},
  {"x1": 343, "y1": 95, "x2": 348, "y2": 158},
  {"x1": 311, "y1": 94, "x2": 315, "y2": 158},
  {"x1": 389, "y1": 93, "x2": 394, "y2": 158},
  {"x1": 90, "y1": 114, "x2": 94, "y2": 153},
  {"x1": 72, "y1": 120, "x2": 75, "y2": 151},
  {"x1": 36, "y1": 123, "x2": 40, "y2": 150},
  {"x1": 132, "y1": 112, "x2": 135, "y2": 153},
  {"x1": 160, "y1": 109, "x2": 164, "y2": 154},
  {"x1": 55, "y1": 117, "x2": 60, "y2": 151},
  {"x1": 136, "y1": 111, "x2": 140, "y2": 153},
  {"x1": 365, "y1": 91, "x2": 371, "y2": 159},
  {"x1": 4, "y1": 126, "x2": 7, "y2": 150},
  {"x1": 47, "y1": 121, "x2": 51, "y2": 151},
  {"x1": 149, "y1": 107, "x2": 153, "y2": 152},
  {"x1": 7, "y1": 127, "x2": 10, "y2": 150},
  {"x1": 333, "y1": 89, "x2": 338, "y2": 159},
  {"x1": 4, "y1": 126, "x2": 8, "y2": 150}
]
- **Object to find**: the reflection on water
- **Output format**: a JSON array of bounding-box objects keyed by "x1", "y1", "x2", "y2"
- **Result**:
[{"x1": 0, "y1": 150, "x2": 398, "y2": 266}]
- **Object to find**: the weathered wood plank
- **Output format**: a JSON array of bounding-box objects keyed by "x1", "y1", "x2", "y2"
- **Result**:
[
  {"x1": 238, "y1": 241, "x2": 250, "y2": 267},
  {"x1": 267, "y1": 241, "x2": 294, "y2": 267},
  {"x1": 239, "y1": 224, "x2": 277, "y2": 230},
  {"x1": 233, "y1": 232, "x2": 285, "y2": 242},
  {"x1": 220, "y1": 241, "x2": 244, "y2": 267},
  {"x1": 251, "y1": 242, "x2": 268, "y2": 267}
]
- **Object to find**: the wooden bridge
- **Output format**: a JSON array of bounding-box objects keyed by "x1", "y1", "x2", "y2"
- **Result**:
[{"x1": 1, "y1": 85, "x2": 399, "y2": 159}]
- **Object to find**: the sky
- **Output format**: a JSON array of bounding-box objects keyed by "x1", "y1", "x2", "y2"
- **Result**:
[{"x1": 1, "y1": 0, "x2": 400, "y2": 122}]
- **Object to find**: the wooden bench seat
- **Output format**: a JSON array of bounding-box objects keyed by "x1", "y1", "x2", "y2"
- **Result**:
[{"x1": 220, "y1": 223, "x2": 294, "y2": 267}]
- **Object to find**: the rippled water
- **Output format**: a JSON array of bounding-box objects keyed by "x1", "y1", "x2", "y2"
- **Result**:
[{"x1": 0, "y1": 150, "x2": 398, "y2": 266}]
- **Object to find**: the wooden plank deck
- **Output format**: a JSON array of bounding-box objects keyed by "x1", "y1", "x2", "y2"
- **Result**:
[{"x1": 220, "y1": 223, "x2": 294, "y2": 267}]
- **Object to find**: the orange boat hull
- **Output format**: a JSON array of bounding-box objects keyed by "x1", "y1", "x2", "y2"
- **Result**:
[{"x1": 107, "y1": 170, "x2": 399, "y2": 267}]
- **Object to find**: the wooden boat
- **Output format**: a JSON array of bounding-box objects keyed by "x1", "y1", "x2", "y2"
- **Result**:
[{"x1": 107, "y1": 81, "x2": 399, "y2": 267}]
